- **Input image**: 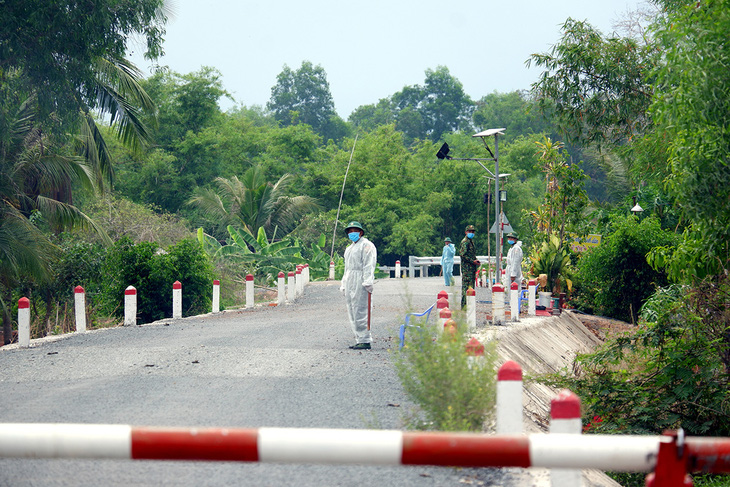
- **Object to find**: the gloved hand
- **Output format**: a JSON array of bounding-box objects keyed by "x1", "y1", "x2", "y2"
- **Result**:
[
  {"x1": 340, "y1": 286, "x2": 345, "y2": 295},
  {"x1": 362, "y1": 283, "x2": 373, "y2": 293}
]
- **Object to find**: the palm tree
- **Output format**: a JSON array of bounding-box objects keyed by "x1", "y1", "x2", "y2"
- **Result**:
[{"x1": 188, "y1": 165, "x2": 320, "y2": 239}]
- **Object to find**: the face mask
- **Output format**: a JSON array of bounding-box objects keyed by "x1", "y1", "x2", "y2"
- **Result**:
[
  {"x1": 508, "y1": 239, "x2": 516, "y2": 245},
  {"x1": 348, "y1": 232, "x2": 361, "y2": 242},
  {"x1": 467, "y1": 233, "x2": 474, "y2": 239}
]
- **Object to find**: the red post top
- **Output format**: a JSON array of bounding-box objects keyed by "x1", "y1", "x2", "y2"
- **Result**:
[
  {"x1": 467, "y1": 287, "x2": 476, "y2": 296},
  {"x1": 288, "y1": 271, "x2": 295, "y2": 277},
  {"x1": 437, "y1": 290, "x2": 448, "y2": 300},
  {"x1": 510, "y1": 282, "x2": 518, "y2": 290},
  {"x1": 125, "y1": 286, "x2": 137, "y2": 295},
  {"x1": 528, "y1": 279, "x2": 536, "y2": 286},
  {"x1": 439, "y1": 308, "x2": 452, "y2": 319},
  {"x1": 551, "y1": 389, "x2": 581, "y2": 419},
  {"x1": 330, "y1": 261, "x2": 334, "y2": 265},
  {"x1": 396, "y1": 260, "x2": 400, "y2": 264},
  {"x1": 213, "y1": 280, "x2": 220, "y2": 286},
  {"x1": 74, "y1": 285, "x2": 85, "y2": 294},
  {"x1": 436, "y1": 297, "x2": 449, "y2": 309},
  {"x1": 245, "y1": 274, "x2": 254, "y2": 282},
  {"x1": 296, "y1": 268, "x2": 301, "y2": 274},
  {"x1": 173, "y1": 281, "x2": 182, "y2": 289},
  {"x1": 278, "y1": 272, "x2": 285, "y2": 278},
  {"x1": 498, "y1": 360, "x2": 523, "y2": 381},
  {"x1": 465, "y1": 337, "x2": 485, "y2": 356},
  {"x1": 492, "y1": 284, "x2": 504, "y2": 293},
  {"x1": 18, "y1": 297, "x2": 30, "y2": 309},
  {"x1": 443, "y1": 319, "x2": 457, "y2": 336}
]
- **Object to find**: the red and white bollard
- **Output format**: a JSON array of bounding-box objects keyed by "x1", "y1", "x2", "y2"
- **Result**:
[
  {"x1": 550, "y1": 389, "x2": 582, "y2": 487},
  {"x1": 287, "y1": 271, "x2": 296, "y2": 303},
  {"x1": 465, "y1": 337, "x2": 484, "y2": 367},
  {"x1": 492, "y1": 283, "x2": 505, "y2": 325},
  {"x1": 245, "y1": 274, "x2": 254, "y2": 308},
  {"x1": 395, "y1": 260, "x2": 401, "y2": 278},
  {"x1": 439, "y1": 307, "x2": 451, "y2": 334},
  {"x1": 74, "y1": 286, "x2": 86, "y2": 333},
  {"x1": 295, "y1": 266, "x2": 303, "y2": 298},
  {"x1": 303, "y1": 264, "x2": 309, "y2": 286},
  {"x1": 18, "y1": 297, "x2": 30, "y2": 348},
  {"x1": 466, "y1": 287, "x2": 476, "y2": 331},
  {"x1": 124, "y1": 286, "x2": 137, "y2": 327},
  {"x1": 481, "y1": 268, "x2": 487, "y2": 287},
  {"x1": 528, "y1": 279, "x2": 536, "y2": 317},
  {"x1": 277, "y1": 272, "x2": 286, "y2": 306},
  {"x1": 443, "y1": 318, "x2": 457, "y2": 337},
  {"x1": 212, "y1": 280, "x2": 220, "y2": 313},
  {"x1": 437, "y1": 290, "x2": 449, "y2": 305},
  {"x1": 329, "y1": 261, "x2": 335, "y2": 281},
  {"x1": 497, "y1": 360, "x2": 523, "y2": 434},
  {"x1": 510, "y1": 281, "x2": 520, "y2": 322},
  {"x1": 436, "y1": 296, "x2": 449, "y2": 335},
  {"x1": 172, "y1": 281, "x2": 182, "y2": 319}
]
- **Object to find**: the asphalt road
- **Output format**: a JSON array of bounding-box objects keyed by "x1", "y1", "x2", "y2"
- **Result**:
[{"x1": 0, "y1": 277, "x2": 514, "y2": 486}]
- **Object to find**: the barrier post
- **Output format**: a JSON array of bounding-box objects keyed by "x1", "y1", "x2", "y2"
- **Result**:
[
  {"x1": 481, "y1": 268, "x2": 487, "y2": 287},
  {"x1": 492, "y1": 283, "x2": 505, "y2": 325},
  {"x1": 277, "y1": 272, "x2": 286, "y2": 306},
  {"x1": 287, "y1": 271, "x2": 295, "y2": 303},
  {"x1": 395, "y1": 260, "x2": 401, "y2": 278},
  {"x1": 439, "y1": 307, "x2": 451, "y2": 333},
  {"x1": 443, "y1": 318, "x2": 457, "y2": 337},
  {"x1": 510, "y1": 281, "x2": 520, "y2": 322},
  {"x1": 245, "y1": 274, "x2": 254, "y2": 308},
  {"x1": 303, "y1": 264, "x2": 309, "y2": 286},
  {"x1": 550, "y1": 389, "x2": 582, "y2": 487},
  {"x1": 329, "y1": 261, "x2": 335, "y2": 280},
  {"x1": 74, "y1": 286, "x2": 86, "y2": 333},
  {"x1": 436, "y1": 297, "x2": 449, "y2": 335},
  {"x1": 466, "y1": 287, "x2": 476, "y2": 331},
  {"x1": 465, "y1": 337, "x2": 484, "y2": 368},
  {"x1": 645, "y1": 430, "x2": 694, "y2": 487},
  {"x1": 124, "y1": 286, "x2": 137, "y2": 326},
  {"x1": 497, "y1": 361, "x2": 523, "y2": 434},
  {"x1": 528, "y1": 279, "x2": 536, "y2": 317},
  {"x1": 18, "y1": 297, "x2": 30, "y2": 348},
  {"x1": 172, "y1": 281, "x2": 182, "y2": 319},
  {"x1": 212, "y1": 280, "x2": 220, "y2": 313},
  {"x1": 295, "y1": 266, "x2": 303, "y2": 297},
  {"x1": 437, "y1": 290, "x2": 449, "y2": 306}
]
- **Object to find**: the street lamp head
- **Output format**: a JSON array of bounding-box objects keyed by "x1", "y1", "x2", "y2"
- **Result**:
[
  {"x1": 436, "y1": 143, "x2": 451, "y2": 160},
  {"x1": 472, "y1": 128, "x2": 506, "y2": 138}
]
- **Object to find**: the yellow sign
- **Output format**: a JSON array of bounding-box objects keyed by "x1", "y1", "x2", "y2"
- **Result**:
[{"x1": 569, "y1": 234, "x2": 602, "y2": 253}]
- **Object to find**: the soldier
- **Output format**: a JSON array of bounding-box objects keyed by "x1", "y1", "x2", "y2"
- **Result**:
[{"x1": 459, "y1": 224, "x2": 480, "y2": 309}]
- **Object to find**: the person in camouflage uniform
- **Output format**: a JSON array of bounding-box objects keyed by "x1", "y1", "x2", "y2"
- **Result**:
[{"x1": 459, "y1": 224, "x2": 480, "y2": 309}]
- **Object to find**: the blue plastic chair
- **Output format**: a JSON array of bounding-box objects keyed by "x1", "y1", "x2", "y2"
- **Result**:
[{"x1": 398, "y1": 303, "x2": 436, "y2": 350}]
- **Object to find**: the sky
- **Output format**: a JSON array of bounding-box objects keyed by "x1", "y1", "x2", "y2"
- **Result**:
[{"x1": 127, "y1": 0, "x2": 647, "y2": 119}]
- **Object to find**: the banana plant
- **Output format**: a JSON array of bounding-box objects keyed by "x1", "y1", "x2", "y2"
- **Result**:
[{"x1": 529, "y1": 233, "x2": 573, "y2": 295}]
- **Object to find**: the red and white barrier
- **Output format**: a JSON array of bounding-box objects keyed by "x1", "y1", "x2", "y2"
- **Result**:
[
  {"x1": 74, "y1": 286, "x2": 86, "y2": 333},
  {"x1": 287, "y1": 272, "x2": 295, "y2": 303},
  {"x1": 395, "y1": 260, "x2": 401, "y2": 278},
  {"x1": 437, "y1": 290, "x2": 448, "y2": 304},
  {"x1": 510, "y1": 282, "x2": 519, "y2": 322},
  {"x1": 497, "y1": 361, "x2": 523, "y2": 434},
  {"x1": 277, "y1": 272, "x2": 286, "y2": 306},
  {"x1": 124, "y1": 286, "x2": 137, "y2": 327},
  {"x1": 466, "y1": 287, "x2": 476, "y2": 331},
  {"x1": 550, "y1": 389, "x2": 582, "y2": 487},
  {"x1": 212, "y1": 280, "x2": 220, "y2": 313},
  {"x1": 329, "y1": 261, "x2": 335, "y2": 280},
  {"x1": 172, "y1": 281, "x2": 182, "y2": 319},
  {"x1": 528, "y1": 279, "x2": 536, "y2": 317},
  {"x1": 245, "y1": 274, "x2": 254, "y2": 309},
  {"x1": 2, "y1": 423, "x2": 729, "y2": 478},
  {"x1": 492, "y1": 284, "x2": 505, "y2": 325},
  {"x1": 17, "y1": 297, "x2": 30, "y2": 348},
  {"x1": 295, "y1": 266, "x2": 303, "y2": 298},
  {"x1": 465, "y1": 337, "x2": 484, "y2": 367}
]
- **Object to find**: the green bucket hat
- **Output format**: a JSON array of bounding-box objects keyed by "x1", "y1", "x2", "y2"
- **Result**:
[
  {"x1": 506, "y1": 232, "x2": 518, "y2": 239},
  {"x1": 444, "y1": 237, "x2": 452, "y2": 243},
  {"x1": 465, "y1": 224, "x2": 476, "y2": 232},
  {"x1": 345, "y1": 221, "x2": 364, "y2": 233}
]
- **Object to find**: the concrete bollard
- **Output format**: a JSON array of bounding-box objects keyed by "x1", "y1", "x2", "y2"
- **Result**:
[
  {"x1": 74, "y1": 286, "x2": 86, "y2": 333},
  {"x1": 492, "y1": 283, "x2": 505, "y2": 325},
  {"x1": 436, "y1": 297, "x2": 449, "y2": 323},
  {"x1": 510, "y1": 281, "x2": 520, "y2": 322},
  {"x1": 497, "y1": 360, "x2": 523, "y2": 434},
  {"x1": 528, "y1": 279, "x2": 536, "y2": 316},
  {"x1": 466, "y1": 287, "x2": 476, "y2": 331},
  {"x1": 287, "y1": 271, "x2": 296, "y2": 303},
  {"x1": 212, "y1": 280, "x2": 220, "y2": 313},
  {"x1": 329, "y1": 261, "x2": 335, "y2": 280},
  {"x1": 443, "y1": 318, "x2": 457, "y2": 338},
  {"x1": 277, "y1": 272, "x2": 286, "y2": 306},
  {"x1": 18, "y1": 297, "x2": 30, "y2": 348},
  {"x1": 302, "y1": 264, "x2": 309, "y2": 286},
  {"x1": 295, "y1": 266, "x2": 303, "y2": 297},
  {"x1": 124, "y1": 286, "x2": 137, "y2": 326},
  {"x1": 245, "y1": 274, "x2": 254, "y2": 308},
  {"x1": 550, "y1": 389, "x2": 582, "y2": 487},
  {"x1": 481, "y1": 268, "x2": 487, "y2": 287},
  {"x1": 465, "y1": 337, "x2": 484, "y2": 367},
  {"x1": 437, "y1": 290, "x2": 449, "y2": 306},
  {"x1": 395, "y1": 260, "x2": 401, "y2": 278},
  {"x1": 172, "y1": 281, "x2": 182, "y2": 318},
  {"x1": 439, "y1": 307, "x2": 451, "y2": 335}
]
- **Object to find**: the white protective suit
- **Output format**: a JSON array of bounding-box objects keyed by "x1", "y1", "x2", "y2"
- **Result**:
[
  {"x1": 503, "y1": 240, "x2": 524, "y2": 288},
  {"x1": 340, "y1": 236, "x2": 377, "y2": 344}
]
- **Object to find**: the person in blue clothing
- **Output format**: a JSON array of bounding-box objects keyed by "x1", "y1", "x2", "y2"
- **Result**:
[{"x1": 440, "y1": 237, "x2": 455, "y2": 286}]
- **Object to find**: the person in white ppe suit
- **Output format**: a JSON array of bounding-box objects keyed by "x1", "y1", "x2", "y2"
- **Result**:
[
  {"x1": 503, "y1": 232, "x2": 523, "y2": 288},
  {"x1": 340, "y1": 221, "x2": 377, "y2": 350},
  {"x1": 440, "y1": 237, "x2": 455, "y2": 286}
]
